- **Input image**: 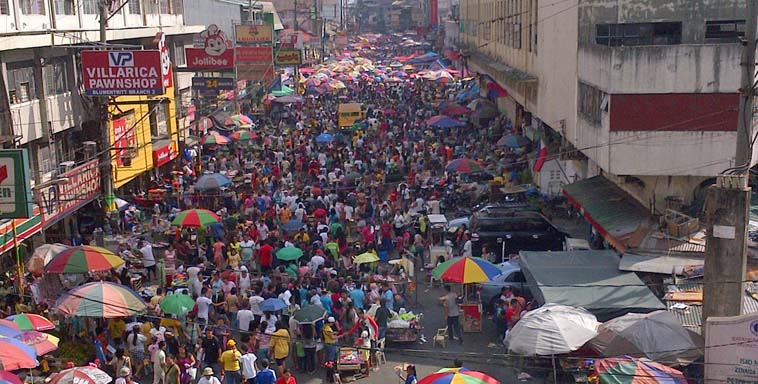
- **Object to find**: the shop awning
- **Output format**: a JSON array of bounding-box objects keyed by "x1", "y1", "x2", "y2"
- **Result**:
[
  {"x1": 153, "y1": 139, "x2": 178, "y2": 167},
  {"x1": 520, "y1": 250, "x2": 665, "y2": 321},
  {"x1": 563, "y1": 176, "x2": 652, "y2": 252},
  {"x1": 0, "y1": 206, "x2": 42, "y2": 254},
  {"x1": 620, "y1": 250, "x2": 704, "y2": 275}
]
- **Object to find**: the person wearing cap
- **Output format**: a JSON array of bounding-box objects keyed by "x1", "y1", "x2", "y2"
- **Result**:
[
  {"x1": 253, "y1": 360, "x2": 276, "y2": 384},
  {"x1": 115, "y1": 367, "x2": 133, "y2": 384},
  {"x1": 197, "y1": 367, "x2": 221, "y2": 384},
  {"x1": 322, "y1": 317, "x2": 338, "y2": 363},
  {"x1": 220, "y1": 339, "x2": 242, "y2": 384}
]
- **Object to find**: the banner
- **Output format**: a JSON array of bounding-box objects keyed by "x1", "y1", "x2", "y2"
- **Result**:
[
  {"x1": 153, "y1": 142, "x2": 178, "y2": 167},
  {"x1": 37, "y1": 160, "x2": 101, "y2": 228},
  {"x1": 186, "y1": 24, "x2": 235, "y2": 70},
  {"x1": 154, "y1": 32, "x2": 173, "y2": 89},
  {"x1": 0, "y1": 149, "x2": 32, "y2": 219},
  {"x1": 274, "y1": 49, "x2": 302, "y2": 66},
  {"x1": 235, "y1": 46, "x2": 273, "y2": 63},
  {"x1": 705, "y1": 313, "x2": 758, "y2": 383},
  {"x1": 235, "y1": 24, "x2": 273, "y2": 44},
  {"x1": 81, "y1": 50, "x2": 164, "y2": 96},
  {"x1": 113, "y1": 115, "x2": 136, "y2": 166}
]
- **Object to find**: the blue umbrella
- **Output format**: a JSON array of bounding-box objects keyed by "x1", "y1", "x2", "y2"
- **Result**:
[
  {"x1": 260, "y1": 298, "x2": 287, "y2": 312},
  {"x1": 315, "y1": 133, "x2": 335, "y2": 143},
  {"x1": 195, "y1": 173, "x2": 232, "y2": 191},
  {"x1": 426, "y1": 115, "x2": 466, "y2": 128},
  {"x1": 496, "y1": 134, "x2": 530, "y2": 148},
  {"x1": 281, "y1": 219, "x2": 304, "y2": 233}
]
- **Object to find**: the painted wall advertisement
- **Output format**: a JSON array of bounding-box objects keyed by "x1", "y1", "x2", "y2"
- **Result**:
[
  {"x1": 0, "y1": 149, "x2": 32, "y2": 219},
  {"x1": 154, "y1": 32, "x2": 174, "y2": 89},
  {"x1": 237, "y1": 64, "x2": 275, "y2": 83},
  {"x1": 36, "y1": 160, "x2": 101, "y2": 228},
  {"x1": 153, "y1": 142, "x2": 178, "y2": 168},
  {"x1": 113, "y1": 114, "x2": 136, "y2": 166},
  {"x1": 186, "y1": 24, "x2": 235, "y2": 70},
  {"x1": 235, "y1": 46, "x2": 273, "y2": 63},
  {"x1": 81, "y1": 50, "x2": 164, "y2": 96},
  {"x1": 235, "y1": 24, "x2": 273, "y2": 44},
  {"x1": 274, "y1": 49, "x2": 302, "y2": 66},
  {"x1": 705, "y1": 313, "x2": 758, "y2": 383}
]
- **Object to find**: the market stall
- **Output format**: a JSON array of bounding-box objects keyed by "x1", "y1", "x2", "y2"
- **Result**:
[{"x1": 385, "y1": 309, "x2": 423, "y2": 343}]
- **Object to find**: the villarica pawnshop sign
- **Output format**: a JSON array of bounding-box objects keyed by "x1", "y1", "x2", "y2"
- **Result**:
[{"x1": 81, "y1": 50, "x2": 164, "y2": 96}]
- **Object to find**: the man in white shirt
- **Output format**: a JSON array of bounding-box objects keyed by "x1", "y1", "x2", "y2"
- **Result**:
[
  {"x1": 152, "y1": 341, "x2": 167, "y2": 384},
  {"x1": 197, "y1": 367, "x2": 221, "y2": 384},
  {"x1": 140, "y1": 240, "x2": 157, "y2": 281},
  {"x1": 237, "y1": 301, "x2": 254, "y2": 332},
  {"x1": 249, "y1": 290, "x2": 265, "y2": 321},
  {"x1": 196, "y1": 287, "x2": 213, "y2": 326},
  {"x1": 239, "y1": 344, "x2": 258, "y2": 384}
]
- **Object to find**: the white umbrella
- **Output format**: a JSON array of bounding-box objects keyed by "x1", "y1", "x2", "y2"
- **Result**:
[
  {"x1": 588, "y1": 310, "x2": 703, "y2": 366},
  {"x1": 27, "y1": 243, "x2": 70, "y2": 273},
  {"x1": 114, "y1": 197, "x2": 130, "y2": 211},
  {"x1": 506, "y1": 304, "x2": 599, "y2": 356}
]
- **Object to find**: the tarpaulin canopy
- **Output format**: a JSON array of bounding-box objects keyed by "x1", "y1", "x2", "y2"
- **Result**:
[{"x1": 519, "y1": 250, "x2": 665, "y2": 321}]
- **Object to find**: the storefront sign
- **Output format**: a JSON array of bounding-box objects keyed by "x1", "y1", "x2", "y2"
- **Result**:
[
  {"x1": 113, "y1": 115, "x2": 136, "y2": 166},
  {"x1": 81, "y1": 50, "x2": 164, "y2": 96},
  {"x1": 154, "y1": 32, "x2": 174, "y2": 89},
  {"x1": 0, "y1": 206, "x2": 42, "y2": 254},
  {"x1": 235, "y1": 46, "x2": 273, "y2": 63},
  {"x1": 36, "y1": 160, "x2": 101, "y2": 228},
  {"x1": 192, "y1": 77, "x2": 236, "y2": 92},
  {"x1": 235, "y1": 24, "x2": 273, "y2": 44},
  {"x1": 186, "y1": 24, "x2": 235, "y2": 70},
  {"x1": 237, "y1": 64, "x2": 275, "y2": 83},
  {"x1": 274, "y1": 49, "x2": 302, "y2": 66},
  {"x1": 153, "y1": 142, "x2": 178, "y2": 167},
  {"x1": 705, "y1": 313, "x2": 758, "y2": 383},
  {"x1": 0, "y1": 149, "x2": 32, "y2": 219}
]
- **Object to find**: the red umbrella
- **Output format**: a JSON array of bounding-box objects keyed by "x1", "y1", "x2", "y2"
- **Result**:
[
  {"x1": 314, "y1": 208, "x2": 327, "y2": 218},
  {"x1": 48, "y1": 367, "x2": 112, "y2": 384},
  {"x1": 0, "y1": 371, "x2": 23, "y2": 384},
  {"x1": 442, "y1": 106, "x2": 471, "y2": 116}
]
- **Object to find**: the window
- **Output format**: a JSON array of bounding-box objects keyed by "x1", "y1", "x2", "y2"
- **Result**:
[
  {"x1": 82, "y1": 0, "x2": 97, "y2": 14},
  {"x1": 0, "y1": 0, "x2": 10, "y2": 15},
  {"x1": 44, "y1": 59, "x2": 69, "y2": 95},
  {"x1": 173, "y1": 43, "x2": 186, "y2": 66},
  {"x1": 19, "y1": 0, "x2": 45, "y2": 14},
  {"x1": 149, "y1": 102, "x2": 170, "y2": 139},
  {"x1": 578, "y1": 81, "x2": 606, "y2": 126},
  {"x1": 159, "y1": 0, "x2": 170, "y2": 14},
  {"x1": 7, "y1": 62, "x2": 37, "y2": 104},
  {"x1": 54, "y1": 0, "x2": 74, "y2": 14},
  {"x1": 128, "y1": 0, "x2": 140, "y2": 14},
  {"x1": 705, "y1": 19, "x2": 745, "y2": 40},
  {"x1": 596, "y1": 22, "x2": 681, "y2": 46}
]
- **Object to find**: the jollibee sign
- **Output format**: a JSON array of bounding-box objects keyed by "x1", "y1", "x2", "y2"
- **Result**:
[
  {"x1": 81, "y1": 50, "x2": 164, "y2": 96},
  {"x1": 186, "y1": 24, "x2": 235, "y2": 70}
]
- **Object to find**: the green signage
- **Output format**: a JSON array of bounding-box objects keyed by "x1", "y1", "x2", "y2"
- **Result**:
[{"x1": 0, "y1": 149, "x2": 33, "y2": 219}]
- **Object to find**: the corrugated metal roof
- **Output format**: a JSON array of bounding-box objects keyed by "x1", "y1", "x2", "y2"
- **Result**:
[
  {"x1": 620, "y1": 251, "x2": 704, "y2": 274},
  {"x1": 663, "y1": 279, "x2": 758, "y2": 334}
]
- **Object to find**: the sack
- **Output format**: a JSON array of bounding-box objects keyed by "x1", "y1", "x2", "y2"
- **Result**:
[{"x1": 188, "y1": 367, "x2": 197, "y2": 380}]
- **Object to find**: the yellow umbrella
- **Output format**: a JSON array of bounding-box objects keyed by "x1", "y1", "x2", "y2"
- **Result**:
[{"x1": 354, "y1": 252, "x2": 380, "y2": 264}]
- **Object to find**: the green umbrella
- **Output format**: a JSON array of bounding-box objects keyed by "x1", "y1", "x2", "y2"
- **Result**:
[
  {"x1": 292, "y1": 305, "x2": 327, "y2": 324},
  {"x1": 159, "y1": 294, "x2": 196, "y2": 315},
  {"x1": 276, "y1": 247, "x2": 304, "y2": 261},
  {"x1": 271, "y1": 85, "x2": 295, "y2": 97}
]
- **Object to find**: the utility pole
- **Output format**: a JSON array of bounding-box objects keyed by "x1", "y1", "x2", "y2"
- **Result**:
[
  {"x1": 702, "y1": 4, "x2": 757, "y2": 329},
  {"x1": 99, "y1": 0, "x2": 114, "y2": 211}
]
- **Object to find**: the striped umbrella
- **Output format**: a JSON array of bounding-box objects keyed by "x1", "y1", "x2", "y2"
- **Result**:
[
  {"x1": 230, "y1": 129, "x2": 258, "y2": 141},
  {"x1": 199, "y1": 132, "x2": 231, "y2": 145},
  {"x1": 21, "y1": 331, "x2": 59, "y2": 356},
  {"x1": 0, "y1": 337, "x2": 38, "y2": 370},
  {"x1": 54, "y1": 281, "x2": 146, "y2": 318},
  {"x1": 0, "y1": 320, "x2": 21, "y2": 339},
  {"x1": 595, "y1": 357, "x2": 687, "y2": 384},
  {"x1": 0, "y1": 371, "x2": 23, "y2": 384},
  {"x1": 171, "y1": 209, "x2": 220, "y2": 227},
  {"x1": 432, "y1": 257, "x2": 502, "y2": 284},
  {"x1": 6, "y1": 314, "x2": 55, "y2": 331},
  {"x1": 418, "y1": 370, "x2": 499, "y2": 384},
  {"x1": 44, "y1": 245, "x2": 124, "y2": 274},
  {"x1": 48, "y1": 366, "x2": 113, "y2": 384},
  {"x1": 445, "y1": 158, "x2": 485, "y2": 174}
]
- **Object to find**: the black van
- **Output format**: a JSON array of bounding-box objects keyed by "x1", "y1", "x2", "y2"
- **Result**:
[{"x1": 470, "y1": 210, "x2": 567, "y2": 263}]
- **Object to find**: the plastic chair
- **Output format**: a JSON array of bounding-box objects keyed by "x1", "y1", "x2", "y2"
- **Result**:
[
  {"x1": 433, "y1": 328, "x2": 447, "y2": 348},
  {"x1": 376, "y1": 338, "x2": 387, "y2": 364}
]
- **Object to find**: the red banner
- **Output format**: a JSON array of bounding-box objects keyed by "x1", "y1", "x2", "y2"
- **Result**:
[
  {"x1": 81, "y1": 50, "x2": 163, "y2": 96},
  {"x1": 235, "y1": 47, "x2": 273, "y2": 63},
  {"x1": 153, "y1": 142, "x2": 177, "y2": 167},
  {"x1": 430, "y1": 0, "x2": 438, "y2": 26}
]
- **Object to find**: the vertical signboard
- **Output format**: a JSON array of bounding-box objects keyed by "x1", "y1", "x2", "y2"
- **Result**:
[
  {"x1": 705, "y1": 313, "x2": 758, "y2": 383},
  {"x1": 113, "y1": 114, "x2": 136, "y2": 166},
  {"x1": 0, "y1": 149, "x2": 32, "y2": 219},
  {"x1": 154, "y1": 32, "x2": 174, "y2": 89},
  {"x1": 186, "y1": 24, "x2": 235, "y2": 70}
]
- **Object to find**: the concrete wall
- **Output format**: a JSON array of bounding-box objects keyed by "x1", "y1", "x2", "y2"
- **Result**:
[
  {"x1": 184, "y1": 0, "x2": 242, "y2": 33},
  {"x1": 605, "y1": 173, "x2": 711, "y2": 212}
]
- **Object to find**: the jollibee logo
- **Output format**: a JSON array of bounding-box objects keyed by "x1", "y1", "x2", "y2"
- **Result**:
[{"x1": 201, "y1": 24, "x2": 229, "y2": 56}]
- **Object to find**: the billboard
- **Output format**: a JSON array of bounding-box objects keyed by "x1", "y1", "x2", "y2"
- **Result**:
[
  {"x1": 274, "y1": 49, "x2": 302, "y2": 66},
  {"x1": 0, "y1": 149, "x2": 32, "y2": 219},
  {"x1": 235, "y1": 46, "x2": 273, "y2": 63},
  {"x1": 37, "y1": 160, "x2": 100, "y2": 228},
  {"x1": 186, "y1": 24, "x2": 235, "y2": 70},
  {"x1": 192, "y1": 77, "x2": 236, "y2": 92},
  {"x1": 154, "y1": 32, "x2": 174, "y2": 89},
  {"x1": 237, "y1": 64, "x2": 275, "y2": 83},
  {"x1": 705, "y1": 313, "x2": 758, "y2": 383},
  {"x1": 235, "y1": 24, "x2": 273, "y2": 44},
  {"x1": 81, "y1": 50, "x2": 164, "y2": 96},
  {"x1": 113, "y1": 114, "x2": 136, "y2": 166}
]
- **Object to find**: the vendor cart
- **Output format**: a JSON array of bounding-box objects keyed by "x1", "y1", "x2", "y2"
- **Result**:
[
  {"x1": 336, "y1": 347, "x2": 367, "y2": 375},
  {"x1": 461, "y1": 282, "x2": 482, "y2": 333},
  {"x1": 385, "y1": 312, "x2": 423, "y2": 343}
]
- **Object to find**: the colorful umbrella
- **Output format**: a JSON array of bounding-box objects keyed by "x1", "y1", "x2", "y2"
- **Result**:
[
  {"x1": 159, "y1": 294, "x2": 196, "y2": 315},
  {"x1": 292, "y1": 305, "x2": 327, "y2": 324},
  {"x1": 48, "y1": 366, "x2": 113, "y2": 384},
  {"x1": 230, "y1": 129, "x2": 258, "y2": 142},
  {"x1": 354, "y1": 252, "x2": 380, "y2": 265},
  {"x1": 446, "y1": 158, "x2": 485, "y2": 174},
  {"x1": 417, "y1": 370, "x2": 499, "y2": 384},
  {"x1": 21, "y1": 331, "x2": 60, "y2": 356},
  {"x1": 432, "y1": 257, "x2": 502, "y2": 284},
  {"x1": 200, "y1": 132, "x2": 231, "y2": 145},
  {"x1": 195, "y1": 173, "x2": 232, "y2": 191},
  {"x1": 0, "y1": 371, "x2": 23, "y2": 384},
  {"x1": 224, "y1": 114, "x2": 253, "y2": 126},
  {"x1": 496, "y1": 134, "x2": 530, "y2": 148},
  {"x1": 54, "y1": 281, "x2": 146, "y2": 318},
  {"x1": 276, "y1": 247, "x2": 304, "y2": 261},
  {"x1": 274, "y1": 95, "x2": 305, "y2": 104},
  {"x1": 6, "y1": 314, "x2": 55, "y2": 332},
  {"x1": 0, "y1": 337, "x2": 37, "y2": 370},
  {"x1": 45, "y1": 245, "x2": 124, "y2": 274},
  {"x1": 28, "y1": 243, "x2": 69, "y2": 273},
  {"x1": 426, "y1": 115, "x2": 465, "y2": 128},
  {"x1": 442, "y1": 106, "x2": 471, "y2": 116},
  {"x1": 171, "y1": 209, "x2": 221, "y2": 227},
  {"x1": 0, "y1": 321, "x2": 21, "y2": 339},
  {"x1": 260, "y1": 298, "x2": 287, "y2": 312},
  {"x1": 595, "y1": 357, "x2": 687, "y2": 384}
]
